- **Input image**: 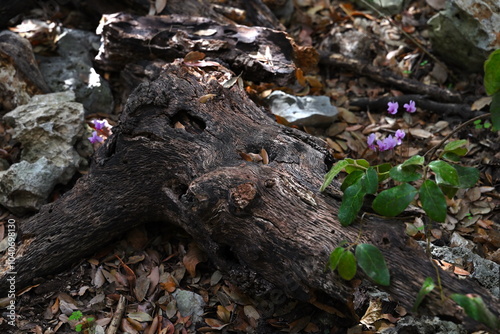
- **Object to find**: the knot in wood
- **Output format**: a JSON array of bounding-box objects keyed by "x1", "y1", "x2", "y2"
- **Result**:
[{"x1": 230, "y1": 182, "x2": 257, "y2": 209}]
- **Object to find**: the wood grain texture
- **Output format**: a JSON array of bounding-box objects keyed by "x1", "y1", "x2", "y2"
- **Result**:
[{"x1": 1, "y1": 64, "x2": 497, "y2": 330}]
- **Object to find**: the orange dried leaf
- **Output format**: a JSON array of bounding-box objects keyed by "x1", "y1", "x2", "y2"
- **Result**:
[
  {"x1": 239, "y1": 151, "x2": 253, "y2": 161},
  {"x1": 205, "y1": 318, "x2": 227, "y2": 329},
  {"x1": 453, "y1": 266, "x2": 470, "y2": 276},
  {"x1": 50, "y1": 297, "x2": 60, "y2": 315},
  {"x1": 217, "y1": 305, "x2": 231, "y2": 323},
  {"x1": 261, "y1": 148, "x2": 269, "y2": 164},
  {"x1": 183, "y1": 242, "x2": 206, "y2": 277},
  {"x1": 159, "y1": 275, "x2": 177, "y2": 293},
  {"x1": 296, "y1": 68, "x2": 307, "y2": 86},
  {"x1": 184, "y1": 51, "x2": 205, "y2": 63}
]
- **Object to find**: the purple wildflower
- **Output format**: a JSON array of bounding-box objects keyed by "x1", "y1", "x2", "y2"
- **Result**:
[
  {"x1": 367, "y1": 133, "x2": 377, "y2": 151},
  {"x1": 88, "y1": 131, "x2": 104, "y2": 144},
  {"x1": 395, "y1": 129, "x2": 405, "y2": 145},
  {"x1": 377, "y1": 135, "x2": 398, "y2": 151},
  {"x1": 91, "y1": 119, "x2": 109, "y2": 131},
  {"x1": 404, "y1": 100, "x2": 416, "y2": 113},
  {"x1": 387, "y1": 101, "x2": 399, "y2": 115}
]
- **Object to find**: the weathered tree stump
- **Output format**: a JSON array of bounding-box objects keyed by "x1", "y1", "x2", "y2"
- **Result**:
[{"x1": 1, "y1": 63, "x2": 498, "y2": 331}]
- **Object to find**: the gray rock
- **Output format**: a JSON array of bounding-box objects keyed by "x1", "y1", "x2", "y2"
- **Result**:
[
  {"x1": 428, "y1": 0, "x2": 500, "y2": 72},
  {"x1": 424, "y1": 242, "x2": 500, "y2": 297},
  {"x1": 381, "y1": 315, "x2": 466, "y2": 334},
  {"x1": 336, "y1": 30, "x2": 372, "y2": 61},
  {"x1": 0, "y1": 30, "x2": 50, "y2": 112},
  {"x1": 265, "y1": 91, "x2": 338, "y2": 127},
  {"x1": 38, "y1": 28, "x2": 114, "y2": 115},
  {"x1": 438, "y1": 247, "x2": 499, "y2": 297},
  {"x1": 172, "y1": 289, "x2": 205, "y2": 327},
  {"x1": 1, "y1": 91, "x2": 85, "y2": 214}
]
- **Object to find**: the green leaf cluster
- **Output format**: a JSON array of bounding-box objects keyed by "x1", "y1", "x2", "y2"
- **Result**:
[
  {"x1": 321, "y1": 142, "x2": 479, "y2": 224},
  {"x1": 484, "y1": 49, "x2": 500, "y2": 130},
  {"x1": 451, "y1": 294, "x2": 500, "y2": 329},
  {"x1": 412, "y1": 277, "x2": 435, "y2": 312},
  {"x1": 328, "y1": 243, "x2": 390, "y2": 286}
]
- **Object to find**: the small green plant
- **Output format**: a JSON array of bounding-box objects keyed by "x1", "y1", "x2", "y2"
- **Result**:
[
  {"x1": 319, "y1": 94, "x2": 500, "y2": 328},
  {"x1": 412, "y1": 279, "x2": 500, "y2": 330},
  {"x1": 69, "y1": 310, "x2": 95, "y2": 333},
  {"x1": 473, "y1": 119, "x2": 492, "y2": 129},
  {"x1": 484, "y1": 49, "x2": 500, "y2": 130},
  {"x1": 328, "y1": 241, "x2": 390, "y2": 286},
  {"x1": 321, "y1": 139, "x2": 479, "y2": 226},
  {"x1": 451, "y1": 293, "x2": 500, "y2": 329}
]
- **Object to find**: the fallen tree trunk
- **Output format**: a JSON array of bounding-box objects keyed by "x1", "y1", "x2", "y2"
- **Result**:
[{"x1": 1, "y1": 63, "x2": 498, "y2": 330}]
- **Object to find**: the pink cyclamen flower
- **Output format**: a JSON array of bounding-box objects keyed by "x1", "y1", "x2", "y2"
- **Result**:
[
  {"x1": 395, "y1": 129, "x2": 405, "y2": 144},
  {"x1": 404, "y1": 100, "x2": 416, "y2": 113},
  {"x1": 367, "y1": 133, "x2": 377, "y2": 151},
  {"x1": 377, "y1": 135, "x2": 398, "y2": 151},
  {"x1": 88, "y1": 131, "x2": 104, "y2": 144},
  {"x1": 387, "y1": 101, "x2": 399, "y2": 115},
  {"x1": 91, "y1": 119, "x2": 110, "y2": 131}
]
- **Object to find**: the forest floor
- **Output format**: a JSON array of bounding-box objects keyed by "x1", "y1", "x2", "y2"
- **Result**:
[{"x1": 0, "y1": 0, "x2": 499, "y2": 333}]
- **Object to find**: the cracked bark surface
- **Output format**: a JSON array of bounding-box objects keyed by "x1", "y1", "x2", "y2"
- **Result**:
[{"x1": 1, "y1": 64, "x2": 498, "y2": 330}]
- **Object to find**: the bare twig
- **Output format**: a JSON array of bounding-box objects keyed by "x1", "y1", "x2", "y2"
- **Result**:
[
  {"x1": 320, "y1": 54, "x2": 462, "y2": 103},
  {"x1": 423, "y1": 113, "x2": 491, "y2": 161},
  {"x1": 105, "y1": 294, "x2": 127, "y2": 334}
]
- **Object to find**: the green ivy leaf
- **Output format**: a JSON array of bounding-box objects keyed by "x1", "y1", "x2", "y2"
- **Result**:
[
  {"x1": 389, "y1": 164, "x2": 422, "y2": 182},
  {"x1": 439, "y1": 184, "x2": 458, "y2": 199},
  {"x1": 451, "y1": 294, "x2": 500, "y2": 329},
  {"x1": 372, "y1": 183, "x2": 417, "y2": 217},
  {"x1": 428, "y1": 160, "x2": 459, "y2": 186},
  {"x1": 345, "y1": 159, "x2": 370, "y2": 174},
  {"x1": 453, "y1": 164, "x2": 480, "y2": 188},
  {"x1": 490, "y1": 91, "x2": 500, "y2": 130},
  {"x1": 328, "y1": 247, "x2": 345, "y2": 271},
  {"x1": 75, "y1": 324, "x2": 83, "y2": 332},
  {"x1": 401, "y1": 155, "x2": 425, "y2": 167},
  {"x1": 412, "y1": 277, "x2": 435, "y2": 312},
  {"x1": 443, "y1": 140, "x2": 467, "y2": 153},
  {"x1": 419, "y1": 180, "x2": 447, "y2": 222},
  {"x1": 484, "y1": 49, "x2": 500, "y2": 96},
  {"x1": 355, "y1": 244, "x2": 390, "y2": 286},
  {"x1": 338, "y1": 250, "x2": 357, "y2": 280},
  {"x1": 363, "y1": 167, "x2": 379, "y2": 195},
  {"x1": 339, "y1": 181, "x2": 366, "y2": 226},
  {"x1": 341, "y1": 170, "x2": 364, "y2": 192},
  {"x1": 321, "y1": 160, "x2": 349, "y2": 192},
  {"x1": 374, "y1": 163, "x2": 392, "y2": 182},
  {"x1": 441, "y1": 152, "x2": 462, "y2": 162}
]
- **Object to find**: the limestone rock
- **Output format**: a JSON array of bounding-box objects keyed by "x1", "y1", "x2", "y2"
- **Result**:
[
  {"x1": 265, "y1": 91, "x2": 338, "y2": 127},
  {"x1": 427, "y1": 243, "x2": 500, "y2": 297},
  {"x1": 0, "y1": 30, "x2": 50, "y2": 112},
  {"x1": 172, "y1": 290, "x2": 205, "y2": 327},
  {"x1": 428, "y1": 0, "x2": 500, "y2": 71},
  {"x1": 1, "y1": 91, "x2": 85, "y2": 214},
  {"x1": 38, "y1": 28, "x2": 114, "y2": 115}
]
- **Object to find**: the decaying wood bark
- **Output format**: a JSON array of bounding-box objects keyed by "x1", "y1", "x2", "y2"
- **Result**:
[
  {"x1": 95, "y1": 13, "x2": 299, "y2": 86},
  {"x1": 0, "y1": 63, "x2": 498, "y2": 330}
]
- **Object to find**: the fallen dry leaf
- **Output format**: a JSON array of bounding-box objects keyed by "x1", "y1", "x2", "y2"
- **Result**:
[
  {"x1": 183, "y1": 242, "x2": 206, "y2": 277},
  {"x1": 134, "y1": 274, "x2": 151, "y2": 301}
]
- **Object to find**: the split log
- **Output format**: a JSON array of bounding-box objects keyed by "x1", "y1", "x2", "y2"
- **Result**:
[
  {"x1": 1, "y1": 63, "x2": 498, "y2": 331},
  {"x1": 95, "y1": 13, "x2": 300, "y2": 85}
]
